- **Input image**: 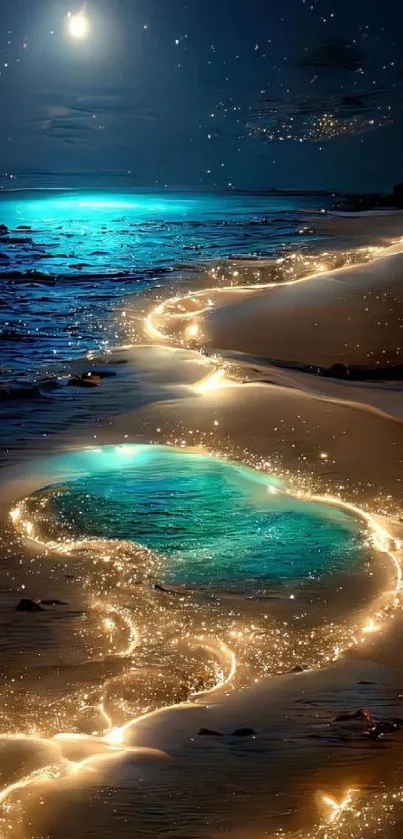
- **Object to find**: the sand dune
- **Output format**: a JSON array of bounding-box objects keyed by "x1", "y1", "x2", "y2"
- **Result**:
[{"x1": 192, "y1": 247, "x2": 403, "y2": 368}]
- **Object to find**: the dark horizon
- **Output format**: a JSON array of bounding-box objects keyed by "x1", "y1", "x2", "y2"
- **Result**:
[{"x1": 0, "y1": 170, "x2": 401, "y2": 196}]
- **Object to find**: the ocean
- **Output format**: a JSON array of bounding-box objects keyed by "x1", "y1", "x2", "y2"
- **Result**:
[{"x1": 0, "y1": 189, "x2": 329, "y2": 379}]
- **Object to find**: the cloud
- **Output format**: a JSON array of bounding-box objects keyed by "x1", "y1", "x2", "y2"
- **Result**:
[{"x1": 35, "y1": 85, "x2": 155, "y2": 146}]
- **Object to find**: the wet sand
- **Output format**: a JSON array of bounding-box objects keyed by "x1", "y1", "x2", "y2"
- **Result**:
[{"x1": 1, "y1": 211, "x2": 403, "y2": 839}]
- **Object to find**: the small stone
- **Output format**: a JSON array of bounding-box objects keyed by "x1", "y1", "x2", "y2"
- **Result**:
[
  {"x1": 68, "y1": 374, "x2": 100, "y2": 388},
  {"x1": 197, "y1": 728, "x2": 223, "y2": 737},
  {"x1": 333, "y1": 708, "x2": 372, "y2": 723},
  {"x1": 17, "y1": 599, "x2": 44, "y2": 613},
  {"x1": 329, "y1": 363, "x2": 351, "y2": 380},
  {"x1": 231, "y1": 728, "x2": 256, "y2": 737}
]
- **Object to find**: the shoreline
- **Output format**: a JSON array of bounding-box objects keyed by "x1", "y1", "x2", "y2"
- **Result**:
[{"x1": 0, "y1": 209, "x2": 403, "y2": 838}]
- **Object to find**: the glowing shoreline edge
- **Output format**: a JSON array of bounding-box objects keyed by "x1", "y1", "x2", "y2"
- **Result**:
[
  {"x1": 140, "y1": 239, "x2": 403, "y2": 839},
  {"x1": 3, "y1": 447, "x2": 402, "y2": 839},
  {"x1": 2, "y1": 238, "x2": 403, "y2": 838},
  {"x1": 143, "y1": 240, "x2": 399, "y2": 346}
]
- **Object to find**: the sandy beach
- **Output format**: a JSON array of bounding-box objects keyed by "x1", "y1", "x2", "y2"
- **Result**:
[{"x1": 1, "y1": 209, "x2": 403, "y2": 839}]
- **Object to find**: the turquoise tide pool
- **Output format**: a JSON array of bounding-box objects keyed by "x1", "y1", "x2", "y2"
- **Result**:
[{"x1": 27, "y1": 445, "x2": 369, "y2": 590}]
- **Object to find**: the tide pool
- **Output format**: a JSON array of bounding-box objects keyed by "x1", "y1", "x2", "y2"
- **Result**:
[{"x1": 26, "y1": 445, "x2": 369, "y2": 590}]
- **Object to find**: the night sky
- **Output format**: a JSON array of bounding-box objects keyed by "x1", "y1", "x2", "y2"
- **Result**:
[{"x1": 0, "y1": 0, "x2": 402, "y2": 191}]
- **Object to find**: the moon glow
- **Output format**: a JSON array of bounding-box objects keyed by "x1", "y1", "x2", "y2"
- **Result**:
[{"x1": 68, "y1": 12, "x2": 90, "y2": 39}]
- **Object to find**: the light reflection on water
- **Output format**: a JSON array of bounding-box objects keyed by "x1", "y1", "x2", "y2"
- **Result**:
[
  {"x1": 0, "y1": 190, "x2": 326, "y2": 375},
  {"x1": 25, "y1": 445, "x2": 368, "y2": 589}
]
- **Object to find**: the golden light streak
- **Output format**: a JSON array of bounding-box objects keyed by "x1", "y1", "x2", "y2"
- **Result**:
[
  {"x1": 193, "y1": 368, "x2": 231, "y2": 393},
  {"x1": 362, "y1": 618, "x2": 380, "y2": 634},
  {"x1": 3, "y1": 235, "x2": 403, "y2": 839},
  {"x1": 4, "y1": 466, "x2": 403, "y2": 839},
  {"x1": 322, "y1": 790, "x2": 356, "y2": 823},
  {"x1": 143, "y1": 242, "x2": 392, "y2": 353}
]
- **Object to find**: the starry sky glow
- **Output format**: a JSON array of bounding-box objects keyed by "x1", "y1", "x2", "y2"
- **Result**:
[{"x1": 0, "y1": 0, "x2": 402, "y2": 191}]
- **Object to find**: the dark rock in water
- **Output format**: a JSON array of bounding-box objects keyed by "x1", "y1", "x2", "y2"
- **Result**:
[
  {"x1": 290, "y1": 664, "x2": 309, "y2": 673},
  {"x1": 40, "y1": 599, "x2": 69, "y2": 606},
  {"x1": 358, "y1": 680, "x2": 376, "y2": 685},
  {"x1": 68, "y1": 373, "x2": 100, "y2": 388},
  {"x1": 333, "y1": 708, "x2": 372, "y2": 723},
  {"x1": 231, "y1": 728, "x2": 256, "y2": 737},
  {"x1": 197, "y1": 728, "x2": 223, "y2": 737},
  {"x1": 329, "y1": 363, "x2": 351, "y2": 380},
  {"x1": 17, "y1": 599, "x2": 44, "y2": 613},
  {"x1": 16, "y1": 225, "x2": 32, "y2": 230},
  {"x1": 0, "y1": 224, "x2": 8, "y2": 235}
]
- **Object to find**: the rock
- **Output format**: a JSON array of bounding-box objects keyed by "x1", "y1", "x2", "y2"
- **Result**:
[
  {"x1": 197, "y1": 728, "x2": 223, "y2": 737},
  {"x1": 68, "y1": 374, "x2": 100, "y2": 388},
  {"x1": 290, "y1": 664, "x2": 309, "y2": 673},
  {"x1": 329, "y1": 363, "x2": 351, "y2": 380},
  {"x1": 231, "y1": 728, "x2": 256, "y2": 737},
  {"x1": 0, "y1": 224, "x2": 8, "y2": 235},
  {"x1": 17, "y1": 599, "x2": 44, "y2": 613},
  {"x1": 333, "y1": 708, "x2": 372, "y2": 723},
  {"x1": 16, "y1": 225, "x2": 32, "y2": 230}
]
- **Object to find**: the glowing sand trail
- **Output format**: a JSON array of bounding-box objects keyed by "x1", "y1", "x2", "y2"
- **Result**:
[
  {"x1": 4, "y1": 465, "x2": 402, "y2": 839},
  {"x1": 2, "y1": 241, "x2": 403, "y2": 837},
  {"x1": 143, "y1": 241, "x2": 402, "y2": 350},
  {"x1": 140, "y1": 240, "x2": 403, "y2": 839}
]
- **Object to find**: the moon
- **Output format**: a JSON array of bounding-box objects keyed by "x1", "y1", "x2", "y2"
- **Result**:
[{"x1": 67, "y1": 12, "x2": 90, "y2": 39}]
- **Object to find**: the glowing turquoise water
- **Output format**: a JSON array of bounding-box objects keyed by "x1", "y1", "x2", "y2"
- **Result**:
[
  {"x1": 35, "y1": 445, "x2": 368, "y2": 589},
  {"x1": 0, "y1": 189, "x2": 327, "y2": 376},
  {"x1": 0, "y1": 190, "x2": 324, "y2": 276}
]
